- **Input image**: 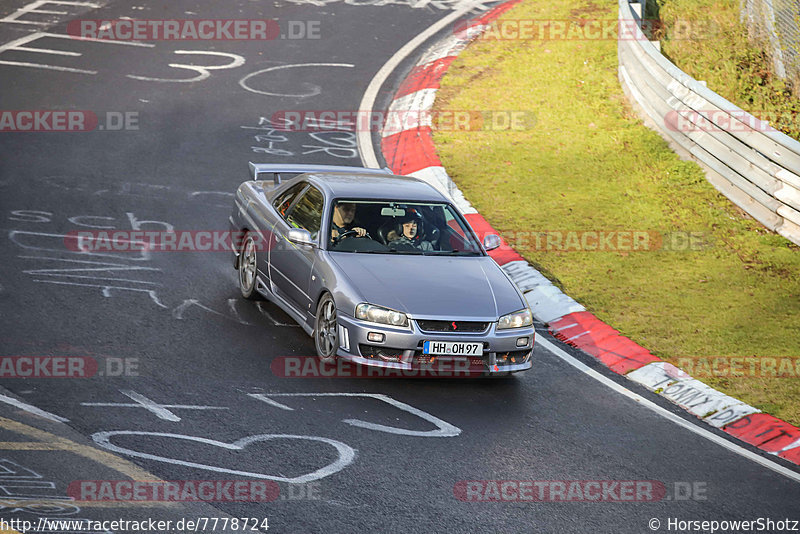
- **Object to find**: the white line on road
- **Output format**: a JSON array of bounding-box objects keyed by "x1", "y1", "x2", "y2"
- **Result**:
[
  {"x1": 239, "y1": 63, "x2": 354, "y2": 98},
  {"x1": 536, "y1": 336, "x2": 800, "y2": 484},
  {"x1": 14, "y1": 45, "x2": 81, "y2": 56},
  {"x1": 0, "y1": 59, "x2": 96, "y2": 73},
  {"x1": 250, "y1": 392, "x2": 461, "y2": 437},
  {"x1": 81, "y1": 390, "x2": 229, "y2": 422},
  {"x1": 0, "y1": 31, "x2": 154, "y2": 74},
  {"x1": 0, "y1": 393, "x2": 69, "y2": 423},
  {"x1": 0, "y1": 0, "x2": 102, "y2": 26}
]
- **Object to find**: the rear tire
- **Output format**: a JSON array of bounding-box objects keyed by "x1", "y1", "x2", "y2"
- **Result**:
[
  {"x1": 315, "y1": 293, "x2": 339, "y2": 364},
  {"x1": 238, "y1": 233, "x2": 261, "y2": 300}
]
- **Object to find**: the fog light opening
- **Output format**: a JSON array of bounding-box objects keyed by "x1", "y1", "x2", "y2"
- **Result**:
[
  {"x1": 367, "y1": 332, "x2": 385, "y2": 343},
  {"x1": 516, "y1": 337, "x2": 529, "y2": 347}
]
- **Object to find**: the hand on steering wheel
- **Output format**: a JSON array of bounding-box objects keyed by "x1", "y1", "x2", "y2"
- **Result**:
[
  {"x1": 337, "y1": 229, "x2": 359, "y2": 240},
  {"x1": 333, "y1": 228, "x2": 371, "y2": 244}
]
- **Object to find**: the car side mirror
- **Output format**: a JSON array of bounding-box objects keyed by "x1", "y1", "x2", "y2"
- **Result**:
[
  {"x1": 287, "y1": 228, "x2": 314, "y2": 247},
  {"x1": 483, "y1": 234, "x2": 502, "y2": 251}
]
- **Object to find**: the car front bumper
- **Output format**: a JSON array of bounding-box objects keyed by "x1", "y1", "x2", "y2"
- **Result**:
[{"x1": 334, "y1": 313, "x2": 534, "y2": 376}]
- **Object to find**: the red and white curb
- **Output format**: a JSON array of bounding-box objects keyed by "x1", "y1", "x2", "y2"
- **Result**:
[{"x1": 379, "y1": 0, "x2": 800, "y2": 467}]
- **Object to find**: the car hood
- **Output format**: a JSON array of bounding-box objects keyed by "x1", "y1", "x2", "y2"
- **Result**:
[{"x1": 329, "y1": 253, "x2": 525, "y2": 320}]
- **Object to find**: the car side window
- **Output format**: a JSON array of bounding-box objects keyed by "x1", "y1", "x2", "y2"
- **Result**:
[
  {"x1": 273, "y1": 183, "x2": 307, "y2": 219},
  {"x1": 286, "y1": 186, "x2": 324, "y2": 239},
  {"x1": 445, "y1": 209, "x2": 467, "y2": 239}
]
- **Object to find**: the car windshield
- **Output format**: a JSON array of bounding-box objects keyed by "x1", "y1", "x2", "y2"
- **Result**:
[{"x1": 328, "y1": 200, "x2": 483, "y2": 255}]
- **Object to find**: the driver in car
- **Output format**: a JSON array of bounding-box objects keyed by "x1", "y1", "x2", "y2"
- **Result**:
[
  {"x1": 331, "y1": 202, "x2": 368, "y2": 242},
  {"x1": 388, "y1": 211, "x2": 433, "y2": 251}
]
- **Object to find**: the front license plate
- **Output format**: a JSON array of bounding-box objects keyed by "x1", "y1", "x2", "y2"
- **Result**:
[{"x1": 423, "y1": 341, "x2": 483, "y2": 356}]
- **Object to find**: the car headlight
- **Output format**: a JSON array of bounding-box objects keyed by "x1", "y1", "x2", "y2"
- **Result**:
[
  {"x1": 355, "y1": 303, "x2": 408, "y2": 327},
  {"x1": 497, "y1": 308, "x2": 533, "y2": 329}
]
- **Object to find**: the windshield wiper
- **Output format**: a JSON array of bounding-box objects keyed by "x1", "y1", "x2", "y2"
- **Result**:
[{"x1": 434, "y1": 250, "x2": 481, "y2": 256}]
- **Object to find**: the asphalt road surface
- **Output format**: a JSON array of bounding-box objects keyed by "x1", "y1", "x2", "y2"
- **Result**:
[{"x1": 0, "y1": 0, "x2": 798, "y2": 533}]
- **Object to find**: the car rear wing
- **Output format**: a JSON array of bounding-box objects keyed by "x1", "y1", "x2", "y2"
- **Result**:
[{"x1": 248, "y1": 162, "x2": 393, "y2": 185}]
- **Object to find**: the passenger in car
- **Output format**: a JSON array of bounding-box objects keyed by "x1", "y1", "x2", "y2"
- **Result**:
[{"x1": 387, "y1": 211, "x2": 434, "y2": 251}]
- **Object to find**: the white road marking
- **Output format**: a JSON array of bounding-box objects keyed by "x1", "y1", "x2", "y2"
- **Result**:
[
  {"x1": 250, "y1": 395, "x2": 294, "y2": 411},
  {"x1": 91, "y1": 431, "x2": 356, "y2": 483},
  {"x1": 52, "y1": 32, "x2": 154, "y2": 46},
  {"x1": 172, "y1": 299, "x2": 252, "y2": 325},
  {"x1": 0, "y1": 31, "x2": 152, "y2": 74},
  {"x1": 0, "y1": 394, "x2": 69, "y2": 423},
  {"x1": 14, "y1": 46, "x2": 81, "y2": 56},
  {"x1": 250, "y1": 393, "x2": 461, "y2": 437},
  {"x1": 23, "y1": 258, "x2": 160, "y2": 280},
  {"x1": 0, "y1": 1, "x2": 102, "y2": 26},
  {"x1": 127, "y1": 50, "x2": 244, "y2": 83},
  {"x1": 81, "y1": 390, "x2": 228, "y2": 422},
  {"x1": 536, "y1": 336, "x2": 800, "y2": 483},
  {"x1": 238, "y1": 63, "x2": 354, "y2": 98},
  {"x1": 0, "y1": 32, "x2": 153, "y2": 53},
  {"x1": 30, "y1": 280, "x2": 167, "y2": 303},
  {"x1": 357, "y1": 0, "x2": 487, "y2": 167},
  {"x1": 255, "y1": 302, "x2": 298, "y2": 327},
  {"x1": 30, "y1": 274, "x2": 158, "y2": 284},
  {"x1": 0, "y1": 59, "x2": 96, "y2": 73},
  {"x1": 10, "y1": 230, "x2": 151, "y2": 260}
]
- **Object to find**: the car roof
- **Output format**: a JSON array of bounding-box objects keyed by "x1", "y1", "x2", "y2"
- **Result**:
[{"x1": 300, "y1": 172, "x2": 449, "y2": 202}]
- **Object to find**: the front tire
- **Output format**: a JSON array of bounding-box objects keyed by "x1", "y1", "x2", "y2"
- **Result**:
[
  {"x1": 238, "y1": 233, "x2": 261, "y2": 300},
  {"x1": 315, "y1": 293, "x2": 339, "y2": 363}
]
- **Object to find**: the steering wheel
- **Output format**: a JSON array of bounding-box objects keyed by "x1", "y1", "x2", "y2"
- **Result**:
[{"x1": 333, "y1": 229, "x2": 371, "y2": 245}]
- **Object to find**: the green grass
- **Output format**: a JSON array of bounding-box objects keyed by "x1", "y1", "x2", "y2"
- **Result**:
[
  {"x1": 653, "y1": 0, "x2": 800, "y2": 139},
  {"x1": 433, "y1": 0, "x2": 800, "y2": 425}
]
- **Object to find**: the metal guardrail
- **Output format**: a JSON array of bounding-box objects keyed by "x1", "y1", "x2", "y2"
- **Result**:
[{"x1": 617, "y1": 0, "x2": 800, "y2": 246}]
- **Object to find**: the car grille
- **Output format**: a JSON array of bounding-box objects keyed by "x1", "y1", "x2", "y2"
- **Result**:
[{"x1": 416, "y1": 320, "x2": 489, "y2": 333}]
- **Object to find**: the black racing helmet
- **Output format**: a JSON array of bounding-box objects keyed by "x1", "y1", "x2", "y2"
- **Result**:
[{"x1": 396, "y1": 208, "x2": 423, "y2": 239}]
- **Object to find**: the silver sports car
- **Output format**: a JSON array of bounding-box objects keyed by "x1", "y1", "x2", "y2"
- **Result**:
[{"x1": 229, "y1": 163, "x2": 534, "y2": 375}]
